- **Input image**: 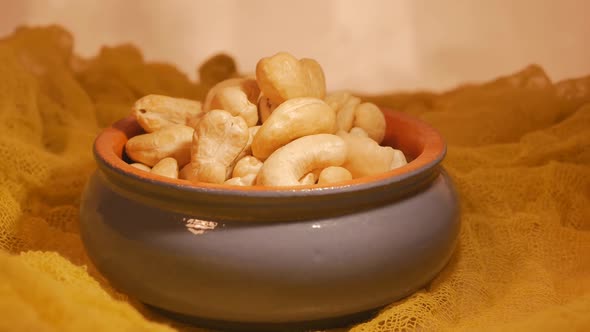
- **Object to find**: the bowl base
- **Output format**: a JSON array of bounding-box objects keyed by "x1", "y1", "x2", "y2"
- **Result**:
[{"x1": 145, "y1": 304, "x2": 381, "y2": 332}]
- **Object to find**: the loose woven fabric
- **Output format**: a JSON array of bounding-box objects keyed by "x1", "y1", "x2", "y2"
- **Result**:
[{"x1": 0, "y1": 26, "x2": 588, "y2": 332}]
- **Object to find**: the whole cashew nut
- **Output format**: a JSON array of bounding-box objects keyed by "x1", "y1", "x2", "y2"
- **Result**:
[
  {"x1": 132, "y1": 95, "x2": 202, "y2": 133},
  {"x1": 126, "y1": 125, "x2": 193, "y2": 167},
  {"x1": 251, "y1": 98, "x2": 336, "y2": 160},
  {"x1": 256, "y1": 134, "x2": 347, "y2": 186},
  {"x1": 189, "y1": 110, "x2": 249, "y2": 184},
  {"x1": 256, "y1": 52, "x2": 326, "y2": 105},
  {"x1": 203, "y1": 78, "x2": 260, "y2": 126},
  {"x1": 337, "y1": 131, "x2": 405, "y2": 178},
  {"x1": 317, "y1": 166, "x2": 353, "y2": 185},
  {"x1": 151, "y1": 157, "x2": 179, "y2": 179}
]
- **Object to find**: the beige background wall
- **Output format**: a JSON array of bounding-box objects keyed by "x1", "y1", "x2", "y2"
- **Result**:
[{"x1": 1, "y1": 0, "x2": 588, "y2": 93}]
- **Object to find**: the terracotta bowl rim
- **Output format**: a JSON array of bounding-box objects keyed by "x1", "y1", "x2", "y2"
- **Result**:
[{"x1": 93, "y1": 108, "x2": 446, "y2": 196}]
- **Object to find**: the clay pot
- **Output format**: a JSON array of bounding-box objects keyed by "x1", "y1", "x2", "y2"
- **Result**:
[{"x1": 80, "y1": 109, "x2": 459, "y2": 330}]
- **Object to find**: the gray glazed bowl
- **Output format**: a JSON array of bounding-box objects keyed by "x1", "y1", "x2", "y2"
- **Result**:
[{"x1": 80, "y1": 109, "x2": 459, "y2": 330}]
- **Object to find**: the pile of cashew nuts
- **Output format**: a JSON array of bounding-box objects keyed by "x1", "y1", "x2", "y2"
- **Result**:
[{"x1": 124, "y1": 52, "x2": 407, "y2": 187}]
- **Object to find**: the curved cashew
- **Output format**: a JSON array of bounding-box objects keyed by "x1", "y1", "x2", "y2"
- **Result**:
[
  {"x1": 251, "y1": 98, "x2": 335, "y2": 160},
  {"x1": 132, "y1": 95, "x2": 202, "y2": 133},
  {"x1": 190, "y1": 110, "x2": 249, "y2": 184},
  {"x1": 126, "y1": 125, "x2": 193, "y2": 167},
  {"x1": 256, "y1": 134, "x2": 347, "y2": 186},
  {"x1": 337, "y1": 131, "x2": 404, "y2": 178},
  {"x1": 151, "y1": 157, "x2": 179, "y2": 179},
  {"x1": 130, "y1": 163, "x2": 151, "y2": 172},
  {"x1": 353, "y1": 102, "x2": 386, "y2": 143},
  {"x1": 255, "y1": 52, "x2": 326, "y2": 105},
  {"x1": 317, "y1": 166, "x2": 352, "y2": 185},
  {"x1": 224, "y1": 173, "x2": 257, "y2": 186},
  {"x1": 203, "y1": 78, "x2": 260, "y2": 126}
]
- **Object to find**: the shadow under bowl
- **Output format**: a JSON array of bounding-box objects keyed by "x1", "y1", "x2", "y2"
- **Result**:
[{"x1": 80, "y1": 108, "x2": 460, "y2": 330}]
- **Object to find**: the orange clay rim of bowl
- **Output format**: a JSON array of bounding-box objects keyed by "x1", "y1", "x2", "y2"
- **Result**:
[{"x1": 93, "y1": 107, "x2": 446, "y2": 198}]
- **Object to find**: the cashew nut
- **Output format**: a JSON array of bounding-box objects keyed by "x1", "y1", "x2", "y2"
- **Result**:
[
  {"x1": 151, "y1": 157, "x2": 179, "y2": 179},
  {"x1": 256, "y1": 134, "x2": 347, "y2": 186},
  {"x1": 337, "y1": 131, "x2": 402, "y2": 178},
  {"x1": 224, "y1": 173, "x2": 257, "y2": 186},
  {"x1": 255, "y1": 52, "x2": 326, "y2": 105},
  {"x1": 132, "y1": 95, "x2": 202, "y2": 133},
  {"x1": 190, "y1": 110, "x2": 249, "y2": 184},
  {"x1": 251, "y1": 98, "x2": 336, "y2": 160},
  {"x1": 317, "y1": 166, "x2": 353, "y2": 185},
  {"x1": 353, "y1": 102, "x2": 386, "y2": 143},
  {"x1": 203, "y1": 78, "x2": 260, "y2": 126},
  {"x1": 125, "y1": 125, "x2": 193, "y2": 167},
  {"x1": 130, "y1": 163, "x2": 151, "y2": 172}
]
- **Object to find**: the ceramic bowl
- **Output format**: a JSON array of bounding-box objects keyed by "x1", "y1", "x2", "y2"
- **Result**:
[{"x1": 80, "y1": 108, "x2": 459, "y2": 330}]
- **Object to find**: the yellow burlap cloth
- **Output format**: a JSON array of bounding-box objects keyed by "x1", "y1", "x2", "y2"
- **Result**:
[{"x1": 0, "y1": 26, "x2": 588, "y2": 331}]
